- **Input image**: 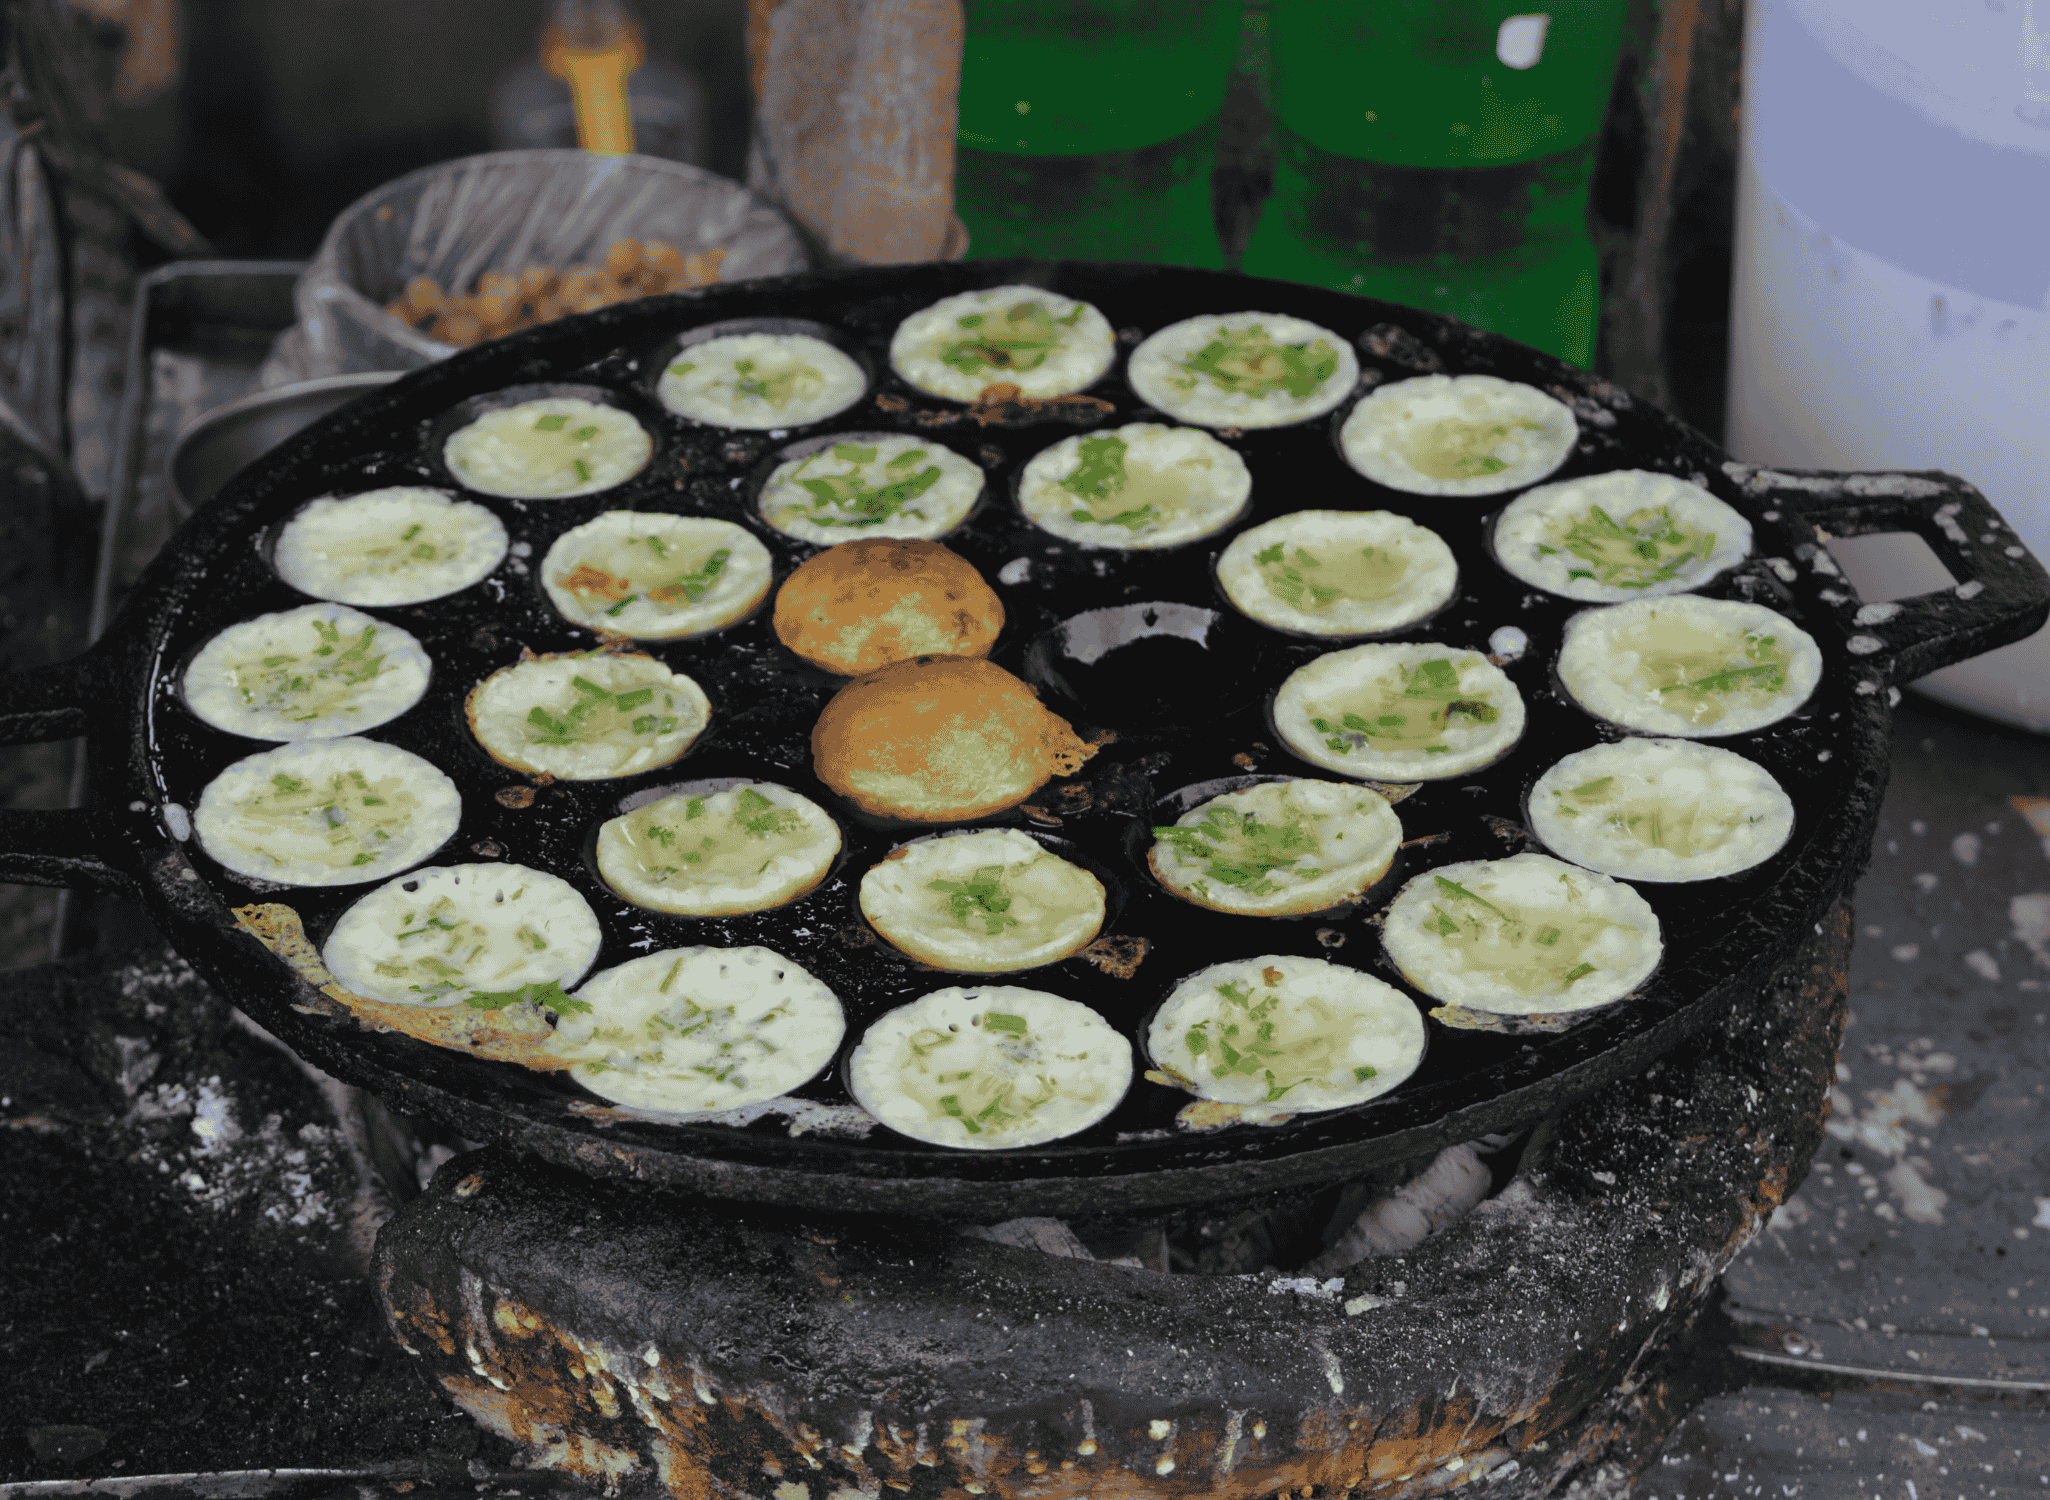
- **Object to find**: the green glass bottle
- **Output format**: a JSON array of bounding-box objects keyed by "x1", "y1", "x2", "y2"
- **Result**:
[
  {"x1": 1242, "y1": 0, "x2": 1629, "y2": 366},
  {"x1": 954, "y1": 0, "x2": 1243, "y2": 267}
]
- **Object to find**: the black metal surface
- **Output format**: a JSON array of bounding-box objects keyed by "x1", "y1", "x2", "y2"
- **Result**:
[{"x1": 0, "y1": 260, "x2": 2042, "y2": 1220}]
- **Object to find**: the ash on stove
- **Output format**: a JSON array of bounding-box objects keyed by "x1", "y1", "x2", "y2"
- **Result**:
[{"x1": 1, "y1": 945, "x2": 514, "y2": 1483}]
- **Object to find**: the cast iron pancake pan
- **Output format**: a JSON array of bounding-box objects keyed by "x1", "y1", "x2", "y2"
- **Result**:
[{"x1": 1, "y1": 261, "x2": 2042, "y2": 1219}]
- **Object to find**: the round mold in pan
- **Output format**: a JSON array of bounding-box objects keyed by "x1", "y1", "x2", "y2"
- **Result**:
[
  {"x1": 1132, "y1": 950, "x2": 1433, "y2": 1119},
  {"x1": 1126, "y1": 772, "x2": 1411, "y2": 922},
  {"x1": 1019, "y1": 601, "x2": 1272, "y2": 731},
  {"x1": 747, "y1": 427, "x2": 990, "y2": 547},
  {"x1": 851, "y1": 824, "x2": 1130, "y2": 977},
  {"x1": 260, "y1": 486, "x2": 514, "y2": 610},
  {"x1": 642, "y1": 316, "x2": 875, "y2": 432},
  {"x1": 1207, "y1": 507, "x2": 1462, "y2": 642},
  {"x1": 580, "y1": 772, "x2": 853, "y2": 916},
  {"x1": 34, "y1": 259, "x2": 2029, "y2": 1221},
  {"x1": 425, "y1": 381, "x2": 669, "y2": 501},
  {"x1": 1004, "y1": 422, "x2": 1257, "y2": 554}
]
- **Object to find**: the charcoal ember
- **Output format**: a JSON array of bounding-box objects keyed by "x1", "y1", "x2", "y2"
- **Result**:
[
  {"x1": 373, "y1": 905, "x2": 1850, "y2": 1500},
  {"x1": 958, "y1": 1216, "x2": 1093, "y2": 1259}
]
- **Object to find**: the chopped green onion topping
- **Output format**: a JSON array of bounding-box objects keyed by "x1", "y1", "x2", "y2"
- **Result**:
[
  {"x1": 465, "y1": 979, "x2": 590, "y2": 1015},
  {"x1": 927, "y1": 863, "x2": 1018, "y2": 934}
]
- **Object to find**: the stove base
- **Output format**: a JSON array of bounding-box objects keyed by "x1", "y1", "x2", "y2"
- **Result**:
[{"x1": 374, "y1": 905, "x2": 1851, "y2": 1499}]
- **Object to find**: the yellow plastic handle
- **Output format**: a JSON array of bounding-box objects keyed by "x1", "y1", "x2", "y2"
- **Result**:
[{"x1": 542, "y1": 21, "x2": 644, "y2": 156}]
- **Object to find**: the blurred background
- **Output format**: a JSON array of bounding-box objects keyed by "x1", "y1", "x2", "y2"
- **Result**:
[
  {"x1": 18, "y1": 0, "x2": 1744, "y2": 424},
  {"x1": 99, "y1": 0, "x2": 753, "y2": 260}
]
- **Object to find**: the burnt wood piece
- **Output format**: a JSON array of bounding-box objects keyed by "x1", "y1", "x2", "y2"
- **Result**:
[{"x1": 372, "y1": 903, "x2": 1852, "y2": 1499}]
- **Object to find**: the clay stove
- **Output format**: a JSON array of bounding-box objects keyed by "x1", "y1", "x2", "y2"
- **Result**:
[{"x1": 371, "y1": 908, "x2": 1850, "y2": 1500}]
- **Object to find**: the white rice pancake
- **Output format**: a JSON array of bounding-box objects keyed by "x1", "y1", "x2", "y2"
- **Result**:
[
  {"x1": 322, "y1": 863, "x2": 602, "y2": 1009},
  {"x1": 1557, "y1": 596, "x2": 1823, "y2": 737},
  {"x1": 1272, "y1": 643, "x2": 1525, "y2": 780},
  {"x1": 192, "y1": 738, "x2": 459, "y2": 886},
  {"x1": 859, "y1": 828, "x2": 1105, "y2": 973},
  {"x1": 1016, "y1": 423, "x2": 1250, "y2": 549},
  {"x1": 1528, "y1": 739, "x2": 1795, "y2": 882},
  {"x1": 656, "y1": 333, "x2": 867, "y2": 430},
  {"x1": 1148, "y1": 779, "x2": 1401, "y2": 916},
  {"x1": 1382, "y1": 852, "x2": 1662, "y2": 1016},
  {"x1": 1146, "y1": 955, "x2": 1424, "y2": 1111},
  {"x1": 273, "y1": 488, "x2": 507, "y2": 606},
  {"x1": 1339, "y1": 375, "x2": 1576, "y2": 496},
  {"x1": 1217, "y1": 509, "x2": 1458, "y2": 637},
  {"x1": 759, "y1": 435, "x2": 983, "y2": 544},
  {"x1": 184, "y1": 603, "x2": 431, "y2": 741},
  {"x1": 540, "y1": 512, "x2": 772, "y2": 638},
  {"x1": 889, "y1": 286, "x2": 1115, "y2": 402},
  {"x1": 1128, "y1": 312, "x2": 1358, "y2": 429},
  {"x1": 848, "y1": 986, "x2": 1132, "y2": 1150},
  {"x1": 443, "y1": 397, "x2": 651, "y2": 499},
  {"x1": 596, "y1": 783, "x2": 840, "y2": 917},
  {"x1": 467, "y1": 653, "x2": 710, "y2": 780},
  {"x1": 1493, "y1": 470, "x2": 1752, "y2": 601},
  {"x1": 548, "y1": 946, "x2": 845, "y2": 1113}
]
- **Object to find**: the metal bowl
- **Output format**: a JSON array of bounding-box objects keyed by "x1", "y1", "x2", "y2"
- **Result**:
[{"x1": 169, "y1": 373, "x2": 403, "y2": 518}]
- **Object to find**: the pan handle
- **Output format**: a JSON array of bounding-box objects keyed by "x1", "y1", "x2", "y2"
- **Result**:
[
  {"x1": 0, "y1": 647, "x2": 141, "y2": 898},
  {"x1": 1725, "y1": 463, "x2": 2050, "y2": 684}
]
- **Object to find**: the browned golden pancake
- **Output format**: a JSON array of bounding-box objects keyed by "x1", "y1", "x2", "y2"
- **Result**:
[
  {"x1": 811, "y1": 656, "x2": 1093, "y2": 822},
  {"x1": 773, "y1": 538, "x2": 1004, "y2": 677}
]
